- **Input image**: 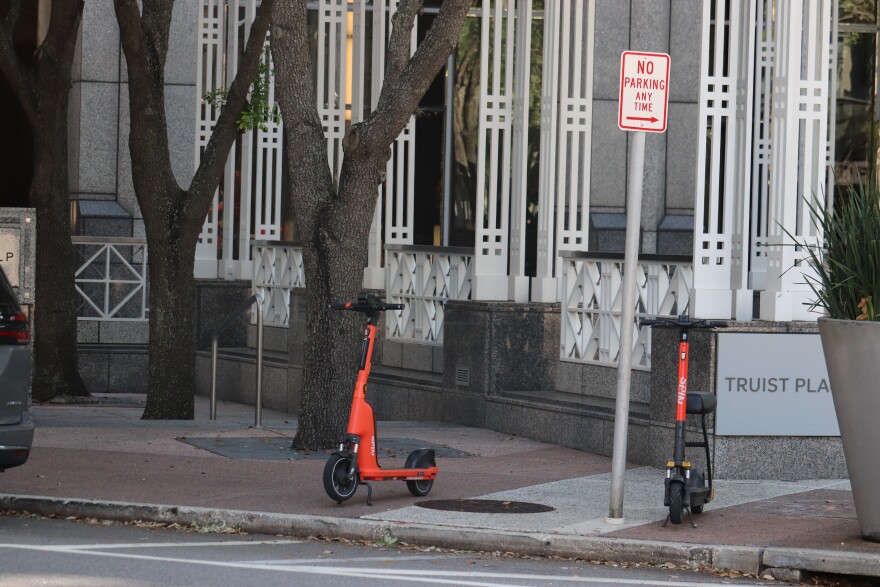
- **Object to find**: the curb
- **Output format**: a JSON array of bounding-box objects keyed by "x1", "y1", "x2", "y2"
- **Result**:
[{"x1": 1, "y1": 494, "x2": 877, "y2": 580}]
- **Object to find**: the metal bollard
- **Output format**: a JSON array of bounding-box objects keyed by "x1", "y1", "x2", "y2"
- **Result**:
[{"x1": 209, "y1": 293, "x2": 265, "y2": 427}]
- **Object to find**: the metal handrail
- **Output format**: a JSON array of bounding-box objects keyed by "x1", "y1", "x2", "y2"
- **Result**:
[{"x1": 210, "y1": 293, "x2": 264, "y2": 427}]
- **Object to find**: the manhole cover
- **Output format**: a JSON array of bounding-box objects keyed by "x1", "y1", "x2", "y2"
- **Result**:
[{"x1": 415, "y1": 499, "x2": 554, "y2": 514}]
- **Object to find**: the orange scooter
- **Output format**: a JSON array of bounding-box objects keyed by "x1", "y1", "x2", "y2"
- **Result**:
[
  {"x1": 323, "y1": 293, "x2": 438, "y2": 505},
  {"x1": 640, "y1": 314, "x2": 727, "y2": 526}
]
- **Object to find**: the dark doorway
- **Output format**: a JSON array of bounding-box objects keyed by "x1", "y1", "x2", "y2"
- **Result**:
[{"x1": 0, "y1": 0, "x2": 37, "y2": 208}]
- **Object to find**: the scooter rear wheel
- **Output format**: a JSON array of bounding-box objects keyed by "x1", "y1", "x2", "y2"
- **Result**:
[
  {"x1": 669, "y1": 481, "x2": 683, "y2": 525},
  {"x1": 406, "y1": 479, "x2": 433, "y2": 497},
  {"x1": 323, "y1": 454, "x2": 358, "y2": 503}
]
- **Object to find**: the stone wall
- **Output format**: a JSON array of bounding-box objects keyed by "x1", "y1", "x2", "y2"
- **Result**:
[{"x1": 69, "y1": 0, "x2": 198, "y2": 238}]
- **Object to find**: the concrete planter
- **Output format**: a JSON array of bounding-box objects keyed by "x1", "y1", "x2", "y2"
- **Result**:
[{"x1": 818, "y1": 317, "x2": 880, "y2": 542}]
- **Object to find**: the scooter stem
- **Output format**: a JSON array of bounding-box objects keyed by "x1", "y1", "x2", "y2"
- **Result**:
[
  {"x1": 673, "y1": 331, "x2": 690, "y2": 464},
  {"x1": 352, "y1": 322, "x2": 376, "y2": 400}
]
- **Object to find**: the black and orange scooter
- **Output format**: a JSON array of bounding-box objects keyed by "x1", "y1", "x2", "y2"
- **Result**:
[
  {"x1": 323, "y1": 293, "x2": 438, "y2": 505},
  {"x1": 639, "y1": 314, "x2": 727, "y2": 526}
]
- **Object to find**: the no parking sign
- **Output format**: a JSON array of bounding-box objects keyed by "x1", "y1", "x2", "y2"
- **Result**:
[{"x1": 618, "y1": 51, "x2": 670, "y2": 133}]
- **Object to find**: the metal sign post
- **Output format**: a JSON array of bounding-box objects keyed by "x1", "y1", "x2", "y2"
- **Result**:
[{"x1": 608, "y1": 51, "x2": 670, "y2": 523}]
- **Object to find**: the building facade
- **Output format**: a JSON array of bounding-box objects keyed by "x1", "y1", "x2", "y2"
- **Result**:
[{"x1": 1, "y1": 0, "x2": 876, "y2": 477}]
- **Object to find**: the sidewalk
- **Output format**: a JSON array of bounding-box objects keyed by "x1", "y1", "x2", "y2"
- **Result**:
[{"x1": 1, "y1": 394, "x2": 878, "y2": 583}]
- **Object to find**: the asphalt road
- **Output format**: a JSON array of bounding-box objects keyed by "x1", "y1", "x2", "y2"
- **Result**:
[{"x1": 0, "y1": 513, "x2": 792, "y2": 587}]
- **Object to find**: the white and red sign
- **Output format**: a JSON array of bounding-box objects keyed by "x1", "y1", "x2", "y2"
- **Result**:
[{"x1": 618, "y1": 51, "x2": 670, "y2": 133}]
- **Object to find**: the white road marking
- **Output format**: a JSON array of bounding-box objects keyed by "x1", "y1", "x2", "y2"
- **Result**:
[
  {"x1": 243, "y1": 554, "x2": 448, "y2": 565},
  {"x1": 51, "y1": 539, "x2": 302, "y2": 550},
  {"x1": 0, "y1": 543, "x2": 764, "y2": 587}
]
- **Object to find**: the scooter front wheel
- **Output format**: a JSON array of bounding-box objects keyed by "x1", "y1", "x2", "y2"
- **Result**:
[
  {"x1": 406, "y1": 479, "x2": 433, "y2": 497},
  {"x1": 323, "y1": 453, "x2": 358, "y2": 503},
  {"x1": 668, "y1": 481, "x2": 683, "y2": 525}
]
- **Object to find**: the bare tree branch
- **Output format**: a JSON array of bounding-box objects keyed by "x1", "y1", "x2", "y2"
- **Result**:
[
  {"x1": 114, "y1": 0, "x2": 150, "y2": 90},
  {"x1": 384, "y1": 0, "x2": 422, "y2": 88},
  {"x1": 363, "y1": 0, "x2": 472, "y2": 151},
  {"x1": 38, "y1": 1, "x2": 85, "y2": 73},
  {"x1": 187, "y1": 0, "x2": 275, "y2": 227}
]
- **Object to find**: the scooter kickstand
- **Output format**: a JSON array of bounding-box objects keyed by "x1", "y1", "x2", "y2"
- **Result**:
[
  {"x1": 360, "y1": 482, "x2": 373, "y2": 506},
  {"x1": 661, "y1": 514, "x2": 670, "y2": 528},
  {"x1": 686, "y1": 507, "x2": 697, "y2": 528}
]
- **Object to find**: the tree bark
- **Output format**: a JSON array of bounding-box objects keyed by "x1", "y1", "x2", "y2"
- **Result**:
[
  {"x1": 142, "y1": 222, "x2": 198, "y2": 419},
  {"x1": 30, "y1": 101, "x2": 87, "y2": 400},
  {"x1": 272, "y1": 0, "x2": 473, "y2": 449},
  {"x1": 113, "y1": 0, "x2": 273, "y2": 419},
  {"x1": 0, "y1": 1, "x2": 87, "y2": 400}
]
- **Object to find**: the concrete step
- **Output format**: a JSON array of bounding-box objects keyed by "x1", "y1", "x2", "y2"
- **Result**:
[{"x1": 494, "y1": 388, "x2": 652, "y2": 420}]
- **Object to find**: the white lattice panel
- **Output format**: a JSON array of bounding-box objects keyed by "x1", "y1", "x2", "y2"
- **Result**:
[
  {"x1": 74, "y1": 239, "x2": 149, "y2": 321},
  {"x1": 385, "y1": 248, "x2": 473, "y2": 344},
  {"x1": 561, "y1": 257, "x2": 693, "y2": 369},
  {"x1": 252, "y1": 243, "x2": 305, "y2": 327}
]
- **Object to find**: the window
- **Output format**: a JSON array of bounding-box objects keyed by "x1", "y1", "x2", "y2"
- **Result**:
[{"x1": 836, "y1": 1, "x2": 880, "y2": 186}]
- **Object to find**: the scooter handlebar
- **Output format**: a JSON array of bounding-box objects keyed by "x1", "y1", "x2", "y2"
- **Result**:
[
  {"x1": 328, "y1": 295, "x2": 405, "y2": 313},
  {"x1": 638, "y1": 315, "x2": 729, "y2": 329}
]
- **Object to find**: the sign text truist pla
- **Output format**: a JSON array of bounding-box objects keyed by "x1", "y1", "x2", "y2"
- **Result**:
[{"x1": 722, "y1": 376, "x2": 830, "y2": 393}]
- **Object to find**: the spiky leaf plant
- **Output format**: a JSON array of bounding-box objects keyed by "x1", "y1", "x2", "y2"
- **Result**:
[{"x1": 802, "y1": 178, "x2": 880, "y2": 321}]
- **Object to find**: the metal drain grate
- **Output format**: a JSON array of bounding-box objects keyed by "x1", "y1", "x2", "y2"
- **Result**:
[{"x1": 415, "y1": 499, "x2": 554, "y2": 514}]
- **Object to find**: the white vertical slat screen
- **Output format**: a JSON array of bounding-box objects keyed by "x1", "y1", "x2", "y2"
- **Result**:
[
  {"x1": 532, "y1": 0, "x2": 560, "y2": 303},
  {"x1": 747, "y1": 0, "x2": 775, "y2": 294},
  {"x1": 690, "y1": 0, "x2": 740, "y2": 319},
  {"x1": 730, "y1": 0, "x2": 757, "y2": 320},
  {"x1": 194, "y1": 0, "x2": 225, "y2": 278},
  {"x1": 317, "y1": 0, "x2": 348, "y2": 180},
  {"x1": 471, "y1": 0, "x2": 517, "y2": 300},
  {"x1": 759, "y1": 0, "x2": 833, "y2": 321},
  {"x1": 382, "y1": 1, "x2": 418, "y2": 247},
  {"x1": 252, "y1": 47, "x2": 283, "y2": 244},
  {"x1": 506, "y1": 0, "x2": 533, "y2": 302},
  {"x1": 195, "y1": 0, "x2": 283, "y2": 281},
  {"x1": 554, "y1": 0, "x2": 595, "y2": 257},
  {"x1": 532, "y1": 0, "x2": 596, "y2": 303}
]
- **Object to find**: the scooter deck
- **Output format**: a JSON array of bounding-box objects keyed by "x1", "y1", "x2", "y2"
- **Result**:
[{"x1": 360, "y1": 466, "x2": 439, "y2": 482}]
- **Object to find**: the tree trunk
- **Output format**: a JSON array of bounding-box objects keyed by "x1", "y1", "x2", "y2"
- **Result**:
[
  {"x1": 294, "y1": 166, "x2": 385, "y2": 449},
  {"x1": 30, "y1": 80, "x2": 87, "y2": 400},
  {"x1": 113, "y1": 0, "x2": 272, "y2": 420},
  {"x1": 0, "y1": 1, "x2": 87, "y2": 401},
  {"x1": 141, "y1": 216, "x2": 198, "y2": 419},
  {"x1": 272, "y1": 0, "x2": 474, "y2": 449}
]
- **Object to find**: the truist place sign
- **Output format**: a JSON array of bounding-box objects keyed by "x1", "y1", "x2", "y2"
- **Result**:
[{"x1": 715, "y1": 332, "x2": 838, "y2": 436}]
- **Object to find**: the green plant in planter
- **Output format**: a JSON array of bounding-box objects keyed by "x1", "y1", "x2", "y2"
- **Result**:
[
  {"x1": 801, "y1": 178, "x2": 880, "y2": 321},
  {"x1": 805, "y1": 178, "x2": 880, "y2": 542}
]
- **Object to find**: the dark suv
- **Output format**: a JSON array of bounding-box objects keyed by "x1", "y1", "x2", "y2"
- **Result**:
[{"x1": 0, "y1": 264, "x2": 32, "y2": 471}]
